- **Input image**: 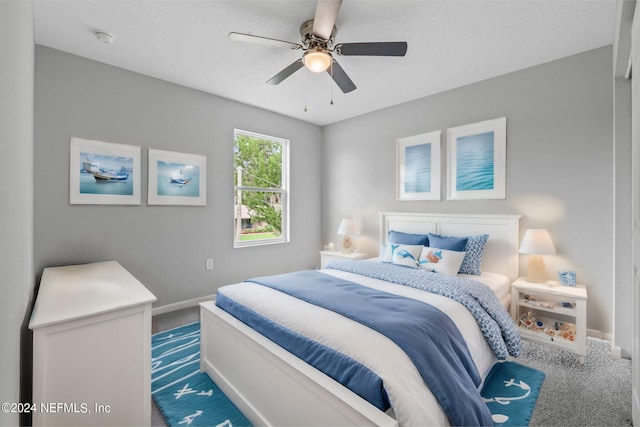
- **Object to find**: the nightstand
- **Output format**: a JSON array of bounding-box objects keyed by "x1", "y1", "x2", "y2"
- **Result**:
[
  {"x1": 319, "y1": 250, "x2": 367, "y2": 269},
  {"x1": 511, "y1": 277, "x2": 588, "y2": 363}
]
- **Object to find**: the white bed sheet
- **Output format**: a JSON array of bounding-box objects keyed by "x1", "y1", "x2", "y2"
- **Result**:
[
  {"x1": 217, "y1": 269, "x2": 499, "y2": 426},
  {"x1": 461, "y1": 271, "x2": 511, "y2": 310}
]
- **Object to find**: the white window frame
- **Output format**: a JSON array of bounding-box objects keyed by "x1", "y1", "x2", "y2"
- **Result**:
[{"x1": 234, "y1": 129, "x2": 289, "y2": 248}]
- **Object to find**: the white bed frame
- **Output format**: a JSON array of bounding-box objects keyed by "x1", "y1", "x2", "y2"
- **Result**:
[{"x1": 200, "y1": 212, "x2": 521, "y2": 426}]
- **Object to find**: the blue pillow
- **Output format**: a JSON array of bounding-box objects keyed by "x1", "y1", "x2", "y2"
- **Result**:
[
  {"x1": 459, "y1": 234, "x2": 489, "y2": 275},
  {"x1": 427, "y1": 233, "x2": 468, "y2": 252},
  {"x1": 388, "y1": 230, "x2": 429, "y2": 246}
]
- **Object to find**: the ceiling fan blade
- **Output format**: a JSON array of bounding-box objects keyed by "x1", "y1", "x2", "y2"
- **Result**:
[
  {"x1": 228, "y1": 32, "x2": 302, "y2": 50},
  {"x1": 335, "y1": 42, "x2": 408, "y2": 56},
  {"x1": 312, "y1": 0, "x2": 342, "y2": 40},
  {"x1": 266, "y1": 59, "x2": 305, "y2": 85},
  {"x1": 327, "y1": 59, "x2": 356, "y2": 93}
]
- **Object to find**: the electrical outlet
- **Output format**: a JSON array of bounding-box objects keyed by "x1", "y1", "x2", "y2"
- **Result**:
[{"x1": 205, "y1": 258, "x2": 214, "y2": 270}]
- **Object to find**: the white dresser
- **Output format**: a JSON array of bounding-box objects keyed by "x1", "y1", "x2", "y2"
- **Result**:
[{"x1": 29, "y1": 261, "x2": 157, "y2": 426}]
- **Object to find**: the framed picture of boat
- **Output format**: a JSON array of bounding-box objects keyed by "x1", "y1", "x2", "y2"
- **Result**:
[
  {"x1": 446, "y1": 117, "x2": 506, "y2": 200},
  {"x1": 70, "y1": 137, "x2": 141, "y2": 205},
  {"x1": 148, "y1": 149, "x2": 206, "y2": 206}
]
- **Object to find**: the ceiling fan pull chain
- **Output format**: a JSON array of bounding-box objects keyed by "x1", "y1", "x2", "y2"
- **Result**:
[
  {"x1": 304, "y1": 67, "x2": 308, "y2": 112},
  {"x1": 330, "y1": 60, "x2": 334, "y2": 105}
]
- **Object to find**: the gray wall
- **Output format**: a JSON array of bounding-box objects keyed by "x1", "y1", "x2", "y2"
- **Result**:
[
  {"x1": 31, "y1": 44, "x2": 624, "y2": 349},
  {"x1": 34, "y1": 46, "x2": 322, "y2": 307},
  {"x1": 322, "y1": 47, "x2": 615, "y2": 339},
  {"x1": 0, "y1": 2, "x2": 34, "y2": 425}
]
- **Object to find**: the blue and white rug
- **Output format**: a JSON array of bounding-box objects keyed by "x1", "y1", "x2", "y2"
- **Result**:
[
  {"x1": 481, "y1": 361, "x2": 545, "y2": 426},
  {"x1": 153, "y1": 322, "x2": 543, "y2": 427},
  {"x1": 151, "y1": 322, "x2": 252, "y2": 427}
]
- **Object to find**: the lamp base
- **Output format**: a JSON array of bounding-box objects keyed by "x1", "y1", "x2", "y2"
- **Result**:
[
  {"x1": 341, "y1": 236, "x2": 355, "y2": 253},
  {"x1": 526, "y1": 254, "x2": 547, "y2": 283}
]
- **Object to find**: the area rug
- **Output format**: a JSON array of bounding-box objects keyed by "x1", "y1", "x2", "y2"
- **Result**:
[
  {"x1": 481, "y1": 361, "x2": 545, "y2": 426},
  {"x1": 151, "y1": 322, "x2": 252, "y2": 427}
]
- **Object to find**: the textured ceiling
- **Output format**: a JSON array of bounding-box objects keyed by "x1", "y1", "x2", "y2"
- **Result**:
[{"x1": 33, "y1": 0, "x2": 617, "y2": 126}]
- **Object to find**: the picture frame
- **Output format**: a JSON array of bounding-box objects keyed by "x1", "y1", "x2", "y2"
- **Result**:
[
  {"x1": 446, "y1": 117, "x2": 506, "y2": 200},
  {"x1": 148, "y1": 148, "x2": 206, "y2": 206},
  {"x1": 559, "y1": 271, "x2": 577, "y2": 287},
  {"x1": 396, "y1": 130, "x2": 441, "y2": 201},
  {"x1": 70, "y1": 137, "x2": 141, "y2": 205}
]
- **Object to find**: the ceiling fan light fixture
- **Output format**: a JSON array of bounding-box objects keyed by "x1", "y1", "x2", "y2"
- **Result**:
[{"x1": 303, "y1": 49, "x2": 332, "y2": 73}]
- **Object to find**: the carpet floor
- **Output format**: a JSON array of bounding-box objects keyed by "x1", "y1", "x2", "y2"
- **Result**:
[
  {"x1": 511, "y1": 337, "x2": 632, "y2": 427},
  {"x1": 151, "y1": 307, "x2": 633, "y2": 426}
]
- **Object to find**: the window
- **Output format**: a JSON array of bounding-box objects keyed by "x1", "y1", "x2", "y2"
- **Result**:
[{"x1": 234, "y1": 130, "x2": 289, "y2": 247}]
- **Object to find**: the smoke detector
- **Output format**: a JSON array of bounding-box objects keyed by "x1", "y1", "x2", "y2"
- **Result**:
[{"x1": 94, "y1": 31, "x2": 115, "y2": 44}]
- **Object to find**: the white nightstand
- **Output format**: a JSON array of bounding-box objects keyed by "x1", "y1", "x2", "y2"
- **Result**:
[
  {"x1": 511, "y1": 277, "x2": 588, "y2": 363},
  {"x1": 319, "y1": 250, "x2": 367, "y2": 269}
]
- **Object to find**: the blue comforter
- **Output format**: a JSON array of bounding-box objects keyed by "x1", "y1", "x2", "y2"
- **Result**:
[
  {"x1": 245, "y1": 269, "x2": 495, "y2": 426},
  {"x1": 326, "y1": 260, "x2": 522, "y2": 359}
]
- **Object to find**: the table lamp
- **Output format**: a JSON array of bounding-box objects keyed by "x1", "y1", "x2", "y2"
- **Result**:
[
  {"x1": 337, "y1": 219, "x2": 359, "y2": 253},
  {"x1": 519, "y1": 229, "x2": 556, "y2": 283}
]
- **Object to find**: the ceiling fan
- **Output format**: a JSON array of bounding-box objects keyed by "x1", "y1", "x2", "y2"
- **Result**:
[{"x1": 228, "y1": 0, "x2": 407, "y2": 94}]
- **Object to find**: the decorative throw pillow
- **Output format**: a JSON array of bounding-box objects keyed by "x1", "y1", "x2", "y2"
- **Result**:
[
  {"x1": 380, "y1": 243, "x2": 399, "y2": 262},
  {"x1": 418, "y1": 247, "x2": 466, "y2": 276},
  {"x1": 390, "y1": 244, "x2": 423, "y2": 269},
  {"x1": 459, "y1": 234, "x2": 489, "y2": 275},
  {"x1": 427, "y1": 233, "x2": 468, "y2": 252},
  {"x1": 388, "y1": 230, "x2": 429, "y2": 246}
]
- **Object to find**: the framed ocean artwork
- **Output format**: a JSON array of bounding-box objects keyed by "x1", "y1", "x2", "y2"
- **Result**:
[
  {"x1": 148, "y1": 149, "x2": 206, "y2": 206},
  {"x1": 446, "y1": 117, "x2": 506, "y2": 200},
  {"x1": 396, "y1": 130, "x2": 441, "y2": 200},
  {"x1": 69, "y1": 137, "x2": 141, "y2": 205}
]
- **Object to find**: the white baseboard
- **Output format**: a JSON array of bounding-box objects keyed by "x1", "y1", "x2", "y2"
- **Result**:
[
  {"x1": 152, "y1": 294, "x2": 216, "y2": 316},
  {"x1": 610, "y1": 343, "x2": 623, "y2": 358},
  {"x1": 587, "y1": 327, "x2": 608, "y2": 341}
]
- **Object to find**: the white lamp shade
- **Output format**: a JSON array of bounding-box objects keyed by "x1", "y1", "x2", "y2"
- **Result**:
[
  {"x1": 337, "y1": 219, "x2": 359, "y2": 236},
  {"x1": 519, "y1": 229, "x2": 556, "y2": 254}
]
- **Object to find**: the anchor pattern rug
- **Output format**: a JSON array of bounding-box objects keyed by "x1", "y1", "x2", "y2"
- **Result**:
[
  {"x1": 153, "y1": 323, "x2": 543, "y2": 426},
  {"x1": 481, "y1": 361, "x2": 546, "y2": 426},
  {"x1": 151, "y1": 322, "x2": 252, "y2": 427}
]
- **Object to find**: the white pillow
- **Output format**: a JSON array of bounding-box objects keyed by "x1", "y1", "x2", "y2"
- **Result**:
[
  {"x1": 391, "y1": 245, "x2": 423, "y2": 269},
  {"x1": 418, "y1": 247, "x2": 466, "y2": 276},
  {"x1": 380, "y1": 243, "x2": 397, "y2": 262}
]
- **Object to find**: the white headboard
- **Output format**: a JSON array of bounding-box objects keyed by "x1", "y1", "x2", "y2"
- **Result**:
[{"x1": 379, "y1": 212, "x2": 521, "y2": 280}]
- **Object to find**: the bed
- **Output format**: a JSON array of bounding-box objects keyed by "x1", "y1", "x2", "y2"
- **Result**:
[{"x1": 200, "y1": 212, "x2": 521, "y2": 426}]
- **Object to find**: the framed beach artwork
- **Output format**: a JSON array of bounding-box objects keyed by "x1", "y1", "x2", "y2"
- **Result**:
[
  {"x1": 148, "y1": 149, "x2": 206, "y2": 206},
  {"x1": 69, "y1": 137, "x2": 141, "y2": 205},
  {"x1": 396, "y1": 130, "x2": 441, "y2": 200},
  {"x1": 446, "y1": 117, "x2": 506, "y2": 200}
]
